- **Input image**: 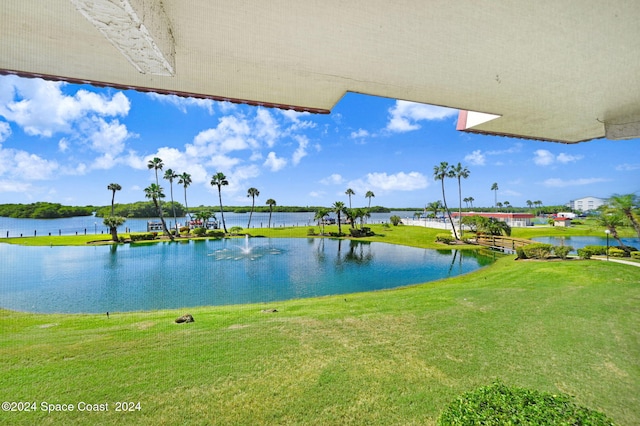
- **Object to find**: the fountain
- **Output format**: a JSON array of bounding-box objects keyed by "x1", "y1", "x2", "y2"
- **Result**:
[{"x1": 208, "y1": 235, "x2": 283, "y2": 261}]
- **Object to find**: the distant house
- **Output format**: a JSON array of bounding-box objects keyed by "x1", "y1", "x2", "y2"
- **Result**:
[
  {"x1": 568, "y1": 196, "x2": 606, "y2": 212},
  {"x1": 451, "y1": 212, "x2": 535, "y2": 227},
  {"x1": 553, "y1": 217, "x2": 572, "y2": 227}
]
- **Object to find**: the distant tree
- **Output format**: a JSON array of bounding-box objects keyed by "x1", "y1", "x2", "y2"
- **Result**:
[
  {"x1": 177, "y1": 172, "x2": 192, "y2": 222},
  {"x1": 365, "y1": 191, "x2": 375, "y2": 209},
  {"x1": 526, "y1": 200, "x2": 533, "y2": 209},
  {"x1": 147, "y1": 157, "x2": 164, "y2": 186},
  {"x1": 452, "y1": 162, "x2": 470, "y2": 238},
  {"x1": 266, "y1": 198, "x2": 276, "y2": 228},
  {"x1": 467, "y1": 196, "x2": 474, "y2": 208},
  {"x1": 107, "y1": 183, "x2": 122, "y2": 216},
  {"x1": 496, "y1": 202, "x2": 503, "y2": 210},
  {"x1": 210, "y1": 172, "x2": 229, "y2": 233},
  {"x1": 246, "y1": 187, "x2": 260, "y2": 228},
  {"x1": 479, "y1": 217, "x2": 511, "y2": 236},
  {"x1": 314, "y1": 207, "x2": 330, "y2": 235},
  {"x1": 491, "y1": 182, "x2": 499, "y2": 207},
  {"x1": 426, "y1": 200, "x2": 443, "y2": 218},
  {"x1": 345, "y1": 188, "x2": 355, "y2": 208},
  {"x1": 433, "y1": 162, "x2": 458, "y2": 240},
  {"x1": 607, "y1": 193, "x2": 640, "y2": 238},
  {"x1": 503, "y1": 201, "x2": 511, "y2": 212},
  {"x1": 144, "y1": 183, "x2": 172, "y2": 240},
  {"x1": 463, "y1": 197, "x2": 471, "y2": 209},
  {"x1": 332, "y1": 201, "x2": 346, "y2": 235},
  {"x1": 163, "y1": 169, "x2": 179, "y2": 236}
]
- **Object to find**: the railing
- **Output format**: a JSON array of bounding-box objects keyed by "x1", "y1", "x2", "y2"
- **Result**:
[{"x1": 475, "y1": 235, "x2": 533, "y2": 253}]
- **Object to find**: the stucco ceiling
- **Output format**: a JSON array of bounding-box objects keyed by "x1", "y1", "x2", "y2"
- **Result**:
[{"x1": 1, "y1": 1, "x2": 639, "y2": 142}]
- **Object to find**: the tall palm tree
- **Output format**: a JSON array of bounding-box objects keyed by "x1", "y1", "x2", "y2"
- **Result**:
[
  {"x1": 467, "y1": 196, "x2": 474, "y2": 209},
  {"x1": 314, "y1": 207, "x2": 330, "y2": 235},
  {"x1": 332, "y1": 201, "x2": 346, "y2": 235},
  {"x1": 491, "y1": 182, "x2": 499, "y2": 208},
  {"x1": 597, "y1": 211, "x2": 628, "y2": 249},
  {"x1": 607, "y1": 193, "x2": 640, "y2": 238},
  {"x1": 144, "y1": 183, "x2": 173, "y2": 240},
  {"x1": 266, "y1": 198, "x2": 276, "y2": 228},
  {"x1": 246, "y1": 187, "x2": 260, "y2": 228},
  {"x1": 364, "y1": 190, "x2": 375, "y2": 224},
  {"x1": 345, "y1": 188, "x2": 355, "y2": 208},
  {"x1": 163, "y1": 169, "x2": 179, "y2": 236},
  {"x1": 463, "y1": 197, "x2": 470, "y2": 209},
  {"x1": 433, "y1": 162, "x2": 458, "y2": 240},
  {"x1": 210, "y1": 172, "x2": 229, "y2": 233},
  {"x1": 452, "y1": 162, "x2": 470, "y2": 238},
  {"x1": 107, "y1": 183, "x2": 121, "y2": 215},
  {"x1": 147, "y1": 157, "x2": 164, "y2": 186},
  {"x1": 177, "y1": 172, "x2": 192, "y2": 222}
]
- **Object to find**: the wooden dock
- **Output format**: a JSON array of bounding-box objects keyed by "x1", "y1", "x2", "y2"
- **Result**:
[{"x1": 475, "y1": 235, "x2": 533, "y2": 254}]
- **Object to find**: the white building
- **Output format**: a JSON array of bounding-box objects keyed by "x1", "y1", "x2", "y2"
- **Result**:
[{"x1": 568, "y1": 196, "x2": 606, "y2": 212}]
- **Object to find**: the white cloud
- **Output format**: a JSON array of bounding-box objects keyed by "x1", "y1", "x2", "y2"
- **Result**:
[
  {"x1": 0, "y1": 147, "x2": 58, "y2": 181},
  {"x1": 350, "y1": 171, "x2": 428, "y2": 193},
  {"x1": 386, "y1": 100, "x2": 457, "y2": 133},
  {"x1": 350, "y1": 129, "x2": 370, "y2": 139},
  {"x1": 615, "y1": 163, "x2": 640, "y2": 171},
  {"x1": 320, "y1": 174, "x2": 344, "y2": 185},
  {"x1": 464, "y1": 150, "x2": 486, "y2": 166},
  {"x1": 0, "y1": 75, "x2": 129, "y2": 137},
  {"x1": 534, "y1": 149, "x2": 583, "y2": 166},
  {"x1": 87, "y1": 118, "x2": 130, "y2": 156},
  {"x1": 264, "y1": 152, "x2": 287, "y2": 171},
  {"x1": 146, "y1": 92, "x2": 215, "y2": 114},
  {"x1": 292, "y1": 135, "x2": 309, "y2": 165},
  {"x1": 533, "y1": 149, "x2": 555, "y2": 166},
  {"x1": 543, "y1": 177, "x2": 610, "y2": 187},
  {"x1": 255, "y1": 109, "x2": 280, "y2": 147},
  {"x1": 0, "y1": 179, "x2": 33, "y2": 193},
  {"x1": 0, "y1": 121, "x2": 11, "y2": 142}
]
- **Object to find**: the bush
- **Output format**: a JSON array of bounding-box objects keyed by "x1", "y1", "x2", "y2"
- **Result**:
[
  {"x1": 521, "y1": 243, "x2": 553, "y2": 259},
  {"x1": 516, "y1": 246, "x2": 527, "y2": 259},
  {"x1": 631, "y1": 251, "x2": 640, "y2": 260},
  {"x1": 608, "y1": 247, "x2": 626, "y2": 258},
  {"x1": 436, "y1": 233, "x2": 454, "y2": 244},
  {"x1": 229, "y1": 226, "x2": 243, "y2": 235},
  {"x1": 584, "y1": 245, "x2": 608, "y2": 255},
  {"x1": 206, "y1": 230, "x2": 224, "y2": 238},
  {"x1": 553, "y1": 245, "x2": 574, "y2": 259},
  {"x1": 389, "y1": 215, "x2": 402, "y2": 226},
  {"x1": 179, "y1": 226, "x2": 190, "y2": 234},
  {"x1": 437, "y1": 381, "x2": 615, "y2": 426},
  {"x1": 129, "y1": 233, "x2": 156, "y2": 241},
  {"x1": 307, "y1": 227, "x2": 317, "y2": 236},
  {"x1": 577, "y1": 248, "x2": 593, "y2": 259},
  {"x1": 192, "y1": 227, "x2": 206, "y2": 237}
]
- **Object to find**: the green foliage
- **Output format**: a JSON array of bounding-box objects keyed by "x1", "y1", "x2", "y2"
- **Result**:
[
  {"x1": 437, "y1": 381, "x2": 615, "y2": 425},
  {"x1": 608, "y1": 248, "x2": 626, "y2": 258},
  {"x1": 0, "y1": 202, "x2": 93, "y2": 218},
  {"x1": 179, "y1": 226, "x2": 190, "y2": 234},
  {"x1": 102, "y1": 216, "x2": 126, "y2": 228},
  {"x1": 95, "y1": 201, "x2": 185, "y2": 218},
  {"x1": 307, "y1": 227, "x2": 317, "y2": 236},
  {"x1": 521, "y1": 243, "x2": 553, "y2": 259},
  {"x1": 577, "y1": 248, "x2": 593, "y2": 259},
  {"x1": 436, "y1": 233, "x2": 454, "y2": 244},
  {"x1": 584, "y1": 245, "x2": 608, "y2": 255},
  {"x1": 206, "y1": 230, "x2": 224, "y2": 238},
  {"x1": 229, "y1": 226, "x2": 243, "y2": 235},
  {"x1": 129, "y1": 233, "x2": 157, "y2": 241},
  {"x1": 516, "y1": 246, "x2": 527, "y2": 259},
  {"x1": 192, "y1": 227, "x2": 206, "y2": 237},
  {"x1": 390, "y1": 215, "x2": 402, "y2": 226},
  {"x1": 553, "y1": 245, "x2": 574, "y2": 260},
  {"x1": 631, "y1": 251, "x2": 640, "y2": 260}
]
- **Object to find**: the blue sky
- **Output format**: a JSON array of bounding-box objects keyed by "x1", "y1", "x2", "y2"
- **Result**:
[{"x1": 0, "y1": 74, "x2": 638, "y2": 209}]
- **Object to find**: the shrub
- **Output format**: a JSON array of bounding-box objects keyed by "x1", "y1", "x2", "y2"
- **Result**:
[
  {"x1": 437, "y1": 381, "x2": 615, "y2": 426},
  {"x1": 307, "y1": 227, "x2": 317, "y2": 236},
  {"x1": 389, "y1": 215, "x2": 402, "y2": 226},
  {"x1": 436, "y1": 233, "x2": 454, "y2": 244},
  {"x1": 129, "y1": 233, "x2": 156, "y2": 241},
  {"x1": 192, "y1": 227, "x2": 206, "y2": 237},
  {"x1": 521, "y1": 243, "x2": 553, "y2": 259},
  {"x1": 631, "y1": 251, "x2": 640, "y2": 260},
  {"x1": 577, "y1": 248, "x2": 593, "y2": 259},
  {"x1": 206, "y1": 230, "x2": 224, "y2": 238},
  {"x1": 229, "y1": 226, "x2": 243, "y2": 235},
  {"x1": 608, "y1": 247, "x2": 625, "y2": 258},
  {"x1": 179, "y1": 226, "x2": 190, "y2": 234},
  {"x1": 553, "y1": 245, "x2": 574, "y2": 260},
  {"x1": 516, "y1": 246, "x2": 527, "y2": 259},
  {"x1": 584, "y1": 245, "x2": 608, "y2": 255}
]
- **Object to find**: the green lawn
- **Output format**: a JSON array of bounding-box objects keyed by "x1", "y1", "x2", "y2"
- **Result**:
[{"x1": 1, "y1": 226, "x2": 639, "y2": 425}]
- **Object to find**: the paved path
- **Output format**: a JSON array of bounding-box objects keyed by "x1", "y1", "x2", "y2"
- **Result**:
[{"x1": 592, "y1": 257, "x2": 640, "y2": 267}]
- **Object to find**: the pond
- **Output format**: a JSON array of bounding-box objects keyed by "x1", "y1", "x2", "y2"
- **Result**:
[
  {"x1": 0, "y1": 238, "x2": 495, "y2": 313},
  {"x1": 532, "y1": 236, "x2": 639, "y2": 252}
]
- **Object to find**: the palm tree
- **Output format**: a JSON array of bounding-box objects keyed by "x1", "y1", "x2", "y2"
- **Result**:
[
  {"x1": 597, "y1": 211, "x2": 628, "y2": 250},
  {"x1": 163, "y1": 169, "x2": 179, "y2": 236},
  {"x1": 534, "y1": 200, "x2": 543, "y2": 215},
  {"x1": 426, "y1": 200, "x2": 443, "y2": 218},
  {"x1": 345, "y1": 188, "x2": 355, "y2": 208},
  {"x1": 332, "y1": 201, "x2": 346, "y2": 235},
  {"x1": 246, "y1": 187, "x2": 260, "y2": 228},
  {"x1": 463, "y1": 197, "x2": 470, "y2": 209},
  {"x1": 177, "y1": 172, "x2": 192, "y2": 222},
  {"x1": 210, "y1": 172, "x2": 229, "y2": 233},
  {"x1": 467, "y1": 196, "x2": 474, "y2": 209},
  {"x1": 491, "y1": 182, "x2": 499, "y2": 208},
  {"x1": 451, "y1": 162, "x2": 470, "y2": 237},
  {"x1": 144, "y1": 183, "x2": 173, "y2": 240},
  {"x1": 266, "y1": 198, "x2": 276, "y2": 228},
  {"x1": 314, "y1": 207, "x2": 330, "y2": 235},
  {"x1": 147, "y1": 157, "x2": 164, "y2": 186},
  {"x1": 526, "y1": 200, "x2": 533, "y2": 209},
  {"x1": 503, "y1": 201, "x2": 511, "y2": 212},
  {"x1": 433, "y1": 162, "x2": 458, "y2": 240},
  {"x1": 607, "y1": 193, "x2": 640, "y2": 238},
  {"x1": 107, "y1": 183, "x2": 121, "y2": 215}
]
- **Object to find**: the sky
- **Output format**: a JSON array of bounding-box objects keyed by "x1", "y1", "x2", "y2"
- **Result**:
[{"x1": 0, "y1": 74, "x2": 638, "y2": 209}]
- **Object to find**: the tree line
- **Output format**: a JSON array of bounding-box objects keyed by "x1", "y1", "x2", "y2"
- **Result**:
[{"x1": 0, "y1": 202, "x2": 93, "y2": 219}]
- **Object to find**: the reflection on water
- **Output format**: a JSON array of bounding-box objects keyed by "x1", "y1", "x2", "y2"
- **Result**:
[{"x1": 0, "y1": 238, "x2": 495, "y2": 313}]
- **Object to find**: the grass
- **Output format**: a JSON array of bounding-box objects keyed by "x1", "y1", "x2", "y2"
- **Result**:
[{"x1": 1, "y1": 225, "x2": 639, "y2": 424}]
